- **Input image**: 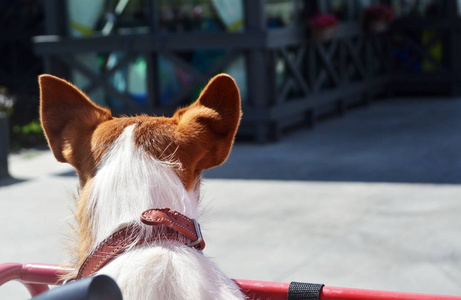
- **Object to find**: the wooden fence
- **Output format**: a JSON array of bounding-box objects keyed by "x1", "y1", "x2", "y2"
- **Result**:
[{"x1": 33, "y1": 1, "x2": 461, "y2": 142}]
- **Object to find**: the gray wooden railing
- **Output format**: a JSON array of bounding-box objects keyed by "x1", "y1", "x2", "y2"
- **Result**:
[{"x1": 33, "y1": 1, "x2": 461, "y2": 142}]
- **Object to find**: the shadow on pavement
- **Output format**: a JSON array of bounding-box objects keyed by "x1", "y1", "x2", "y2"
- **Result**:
[
  {"x1": 0, "y1": 176, "x2": 27, "y2": 187},
  {"x1": 55, "y1": 170, "x2": 77, "y2": 177},
  {"x1": 204, "y1": 98, "x2": 461, "y2": 184}
]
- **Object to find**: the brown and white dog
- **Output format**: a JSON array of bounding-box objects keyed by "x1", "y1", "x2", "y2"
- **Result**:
[{"x1": 39, "y1": 74, "x2": 245, "y2": 299}]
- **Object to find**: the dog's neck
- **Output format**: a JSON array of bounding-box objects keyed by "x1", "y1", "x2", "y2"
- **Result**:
[{"x1": 76, "y1": 124, "x2": 200, "y2": 261}]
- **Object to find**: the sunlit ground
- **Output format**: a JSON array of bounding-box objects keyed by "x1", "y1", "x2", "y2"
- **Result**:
[{"x1": 1, "y1": 98, "x2": 461, "y2": 298}]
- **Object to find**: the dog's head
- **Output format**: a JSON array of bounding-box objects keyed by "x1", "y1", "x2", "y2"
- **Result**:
[
  {"x1": 39, "y1": 74, "x2": 241, "y2": 191},
  {"x1": 39, "y1": 74, "x2": 241, "y2": 258}
]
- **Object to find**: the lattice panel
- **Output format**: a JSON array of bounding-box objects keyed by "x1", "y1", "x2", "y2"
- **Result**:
[
  {"x1": 393, "y1": 29, "x2": 448, "y2": 74},
  {"x1": 272, "y1": 34, "x2": 390, "y2": 105}
]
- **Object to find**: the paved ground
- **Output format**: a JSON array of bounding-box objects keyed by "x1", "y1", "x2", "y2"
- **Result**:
[{"x1": 1, "y1": 97, "x2": 461, "y2": 298}]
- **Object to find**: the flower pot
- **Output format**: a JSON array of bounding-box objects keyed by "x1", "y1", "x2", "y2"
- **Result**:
[{"x1": 310, "y1": 26, "x2": 338, "y2": 43}]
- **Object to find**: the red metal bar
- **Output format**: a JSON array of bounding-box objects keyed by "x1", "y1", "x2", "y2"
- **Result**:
[
  {"x1": 235, "y1": 279, "x2": 461, "y2": 300},
  {"x1": 2, "y1": 264, "x2": 461, "y2": 299},
  {"x1": 0, "y1": 263, "x2": 71, "y2": 297},
  {"x1": 320, "y1": 286, "x2": 461, "y2": 300},
  {"x1": 22, "y1": 282, "x2": 50, "y2": 297},
  {"x1": 19, "y1": 263, "x2": 70, "y2": 285},
  {"x1": 0, "y1": 263, "x2": 50, "y2": 296},
  {"x1": 235, "y1": 279, "x2": 290, "y2": 300},
  {"x1": 0, "y1": 263, "x2": 23, "y2": 285}
]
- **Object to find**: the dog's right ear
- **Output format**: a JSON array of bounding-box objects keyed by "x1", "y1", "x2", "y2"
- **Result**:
[{"x1": 39, "y1": 74, "x2": 112, "y2": 163}]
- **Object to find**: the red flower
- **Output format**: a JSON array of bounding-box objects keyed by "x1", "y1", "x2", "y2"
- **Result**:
[
  {"x1": 308, "y1": 14, "x2": 339, "y2": 28},
  {"x1": 363, "y1": 4, "x2": 395, "y2": 22}
]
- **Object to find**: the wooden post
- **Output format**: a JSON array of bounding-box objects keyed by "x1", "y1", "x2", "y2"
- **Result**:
[
  {"x1": 446, "y1": 0, "x2": 459, "y2": 18},
  {"x1": 244, "y1": 0, "x2": 269, "y2": 142},
  {"x1": 146, "y1": 0, "x2": 160, "y2": 112},
  {"x1": 42, "y1": 0, "x2": 70, "y2": 79},
  {"x1": 0, "y1": 113, "x2": 9, "y2": 178},
  {"x1": 446, "y1": 0, "x2": 461, "y2": 95}
]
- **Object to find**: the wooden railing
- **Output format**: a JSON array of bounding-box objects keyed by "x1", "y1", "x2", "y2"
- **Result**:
[{"x1": 33, "y1": 15, "x2": 461, "y2": 142}]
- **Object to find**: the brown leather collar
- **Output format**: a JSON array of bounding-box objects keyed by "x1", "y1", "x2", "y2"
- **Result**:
[{"x1": 76, "y1": 208, "x2": 205, "y2": 279}]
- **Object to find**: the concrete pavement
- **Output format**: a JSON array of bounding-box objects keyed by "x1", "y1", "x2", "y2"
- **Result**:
[{"x1": 1, "y1": 97, "x2": 461, "y2": 298}]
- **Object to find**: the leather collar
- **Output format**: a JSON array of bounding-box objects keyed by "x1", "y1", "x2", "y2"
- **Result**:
[{"x1": 76, "y1": 208, "x2": 205, "y2": 279}]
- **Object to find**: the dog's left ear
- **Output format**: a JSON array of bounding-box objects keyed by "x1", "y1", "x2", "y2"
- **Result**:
[{"x1": 174, "y1": 74, "x2": 241, "y2": 172}]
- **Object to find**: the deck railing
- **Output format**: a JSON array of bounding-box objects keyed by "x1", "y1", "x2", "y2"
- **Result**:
[{"x1": 33, "y1": 1, "x2": 461, "y2": 142}]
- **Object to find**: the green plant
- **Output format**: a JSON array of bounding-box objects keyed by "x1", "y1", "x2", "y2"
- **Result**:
[{"x1": 11, "y1": 119, "x2": 47, "y2": 151}]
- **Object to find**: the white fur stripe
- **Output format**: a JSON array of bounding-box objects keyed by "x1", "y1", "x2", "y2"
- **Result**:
[{"x1": 88, "y1": 124, "x2": 199, "y2": 248}]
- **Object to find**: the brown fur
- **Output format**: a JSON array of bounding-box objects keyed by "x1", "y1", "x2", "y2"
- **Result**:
[{"x1": 39, "y1": 73, "x2": 241, "y2": 270}]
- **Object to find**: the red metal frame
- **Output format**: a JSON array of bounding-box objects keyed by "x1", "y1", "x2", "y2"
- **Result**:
[
  {"x1": 0, "y1": 263, "x2": 71, "y2": 297},
  {"x1": 1, "y1": 263, "x2": 460, "y2": 299},
  {"x1": 235, "y1": 279, "x2": 461, "y2": 300}
]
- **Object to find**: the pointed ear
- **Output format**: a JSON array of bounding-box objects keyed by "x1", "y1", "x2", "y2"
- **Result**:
[
  {"x1": 39, "y1": 74, "x2": 112, "y2": 163},
  {"x1": 174, "y1": 73, "x2": 241, "y2": 172}
]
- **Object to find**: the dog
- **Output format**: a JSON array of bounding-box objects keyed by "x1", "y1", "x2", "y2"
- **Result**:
[{"x1": 39, "y1": 74, "x2": 245, "y2": 299}]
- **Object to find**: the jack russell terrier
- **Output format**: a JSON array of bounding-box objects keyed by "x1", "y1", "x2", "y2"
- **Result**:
[{"x1": 39, "y1": 73, "x2": 245, "y2": 299}]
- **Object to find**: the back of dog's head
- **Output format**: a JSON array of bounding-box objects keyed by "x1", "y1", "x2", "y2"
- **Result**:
[{"x1": 39, "y1": 73, "x2": 241, "y2": 190}]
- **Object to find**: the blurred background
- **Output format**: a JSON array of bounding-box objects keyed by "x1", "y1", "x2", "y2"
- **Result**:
[
  {"x1": 1, "y1": 0, "x2": 461, "y2": 298},
  {"x1": 1, "y1": 0, "x2": 460, "y2": 150}
]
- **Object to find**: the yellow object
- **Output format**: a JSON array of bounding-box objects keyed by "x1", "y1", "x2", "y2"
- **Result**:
[
  {"x1": 422, "y1": 30, "x2": 442, "y2": 73},
  {"x1": 70, "y1": 21, "x2": 94, "y2": 37}
]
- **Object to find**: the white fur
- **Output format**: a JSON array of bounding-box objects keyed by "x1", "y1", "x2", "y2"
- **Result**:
[
  {"x1": 87, "y1": 124, "x2": 244, "y2": 300},
  {"x1": 99, "y1": 245, "x2": 243, "y2": 300}
]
